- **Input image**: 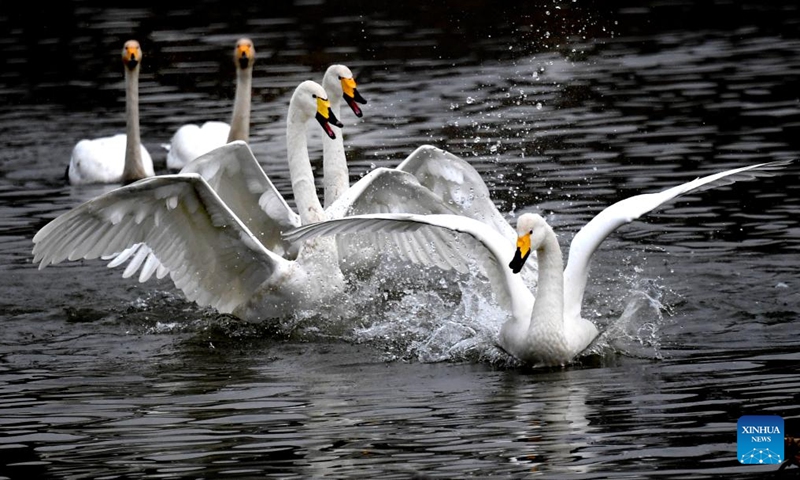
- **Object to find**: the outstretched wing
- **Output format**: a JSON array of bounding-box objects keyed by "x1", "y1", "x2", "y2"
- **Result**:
[
  {"x1": 181, "y1": 141, "x2": 301, "y2": 259},
  {"x1": 32, "y1": 174, "x2": 288, "y2": 314},
  {"x1": 563, "y1": 159, "x2": 795, "y2": 320},
  {"x1": 284, "y1": 213, "x2": 534, "y2": 317},
  {"x1": 396, "y1": 145, "x2": 517, "y2": 242}
]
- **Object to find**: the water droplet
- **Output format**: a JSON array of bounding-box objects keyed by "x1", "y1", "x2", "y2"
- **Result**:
[{"x1": 466, "y1": 96, "x2": 475, "y2": 104}]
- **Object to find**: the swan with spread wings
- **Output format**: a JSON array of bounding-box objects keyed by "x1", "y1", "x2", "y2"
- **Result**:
[{"x1": 284, "y1": 160, "x2": 793, "y2": 366}]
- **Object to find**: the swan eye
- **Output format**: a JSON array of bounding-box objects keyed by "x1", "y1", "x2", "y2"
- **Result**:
[
  {"x1": 529, "y1": 230, "x2": 533, "y2": 234},
  {"x1": 338, "y1": 76, "x2": 343, "y2": 80},
  {"x1": 311, "y1": 94, "x2": 317, "y2": 99}
]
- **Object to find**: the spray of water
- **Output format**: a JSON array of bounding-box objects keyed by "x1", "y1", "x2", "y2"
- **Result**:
[{"x1": 124, "y1": 250, "x2": 677, "y2": 368}]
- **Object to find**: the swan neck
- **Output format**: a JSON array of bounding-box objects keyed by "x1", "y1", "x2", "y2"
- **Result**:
[
  {"x1": 322, "y1": 100, "x2": 348, "y2": 208},
  {"x1": 287, "y1": 116, "x2": 325, "y2": 224},
  {"x1": 530, "y1": 227, "x2": 565, "y2": 329},
  {"x1": 227, "y1": 66, "x2": 252, "y2": 142},
  {"x1": 122, "y1": 66, "x2": 146, "y2": 183}
]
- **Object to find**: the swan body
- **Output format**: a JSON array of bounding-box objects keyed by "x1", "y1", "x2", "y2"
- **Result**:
[
  {"x1": 284, "y1": 159, "x2": 792, "y2": 366},
  {"x1": 67, "y1": 40, "x2": 155, "y2": 185},
  {"x1": 165, "y1": 38, "x2": 255, "y2": 171},
  {"x1": 33, "y1": 81, "x2": 347, "y2": 322},
  {"x1": 165, "y1": 121, "x2": 230, "y2": 171}
]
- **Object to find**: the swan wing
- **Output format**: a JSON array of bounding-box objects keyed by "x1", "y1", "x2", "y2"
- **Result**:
[
  {"x1": 327, "y1": 167, "x2": 459, "y2": 217},
  {"x1": 284, "y1": 213, "x2": 533, "y2": 316},
  {"x1": 180, "y1": 141, "x2": 302, "y2": 258},
  {"x1": 563, "y1": 159, "x2": 795, "y2": 320},
  {"x1": 32, "y1": 173, "x2": 287, "y2": 314},
  {"x1": 396, "y1": 145, "x2": 517, "y2": 241}
]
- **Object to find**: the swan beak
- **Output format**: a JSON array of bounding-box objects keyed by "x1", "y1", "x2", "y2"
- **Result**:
[
  {"x1": 235, "y1": 40, "x2": 255, "y2": 69},
  {"x1": 341, "y1": 77, "x2": 367, "y2": 118},
  {"x1": 315, "y1": 97, "x2": 344, "y2": 139},
  {"x1": 122, "y1": 41, "x2": 141, "y2": 71},
  {"x1": 508, "y1": 233, "x2": 531, "y2": 274}
]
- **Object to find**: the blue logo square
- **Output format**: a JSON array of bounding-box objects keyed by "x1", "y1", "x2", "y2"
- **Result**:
[{"x1": 738, "y1": 415, "x2": 784, "y2": 465}]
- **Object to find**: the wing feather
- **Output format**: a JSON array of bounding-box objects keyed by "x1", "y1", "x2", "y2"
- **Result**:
[
  {"x1": 563, "y1": 159, "x2": 796, "y2": 320},
  {"x1": 32, "y1": 174, "x2": 287, "y2": 314},
  {"x1": 284, "y1": 213, "x2": 533, "y2": 314},
  {"x1": 181, "y1": 141, "x2": 301, "y2": 258},
  {"x1": 396, "y1": 145, "x2": 517, "y2": 242}
]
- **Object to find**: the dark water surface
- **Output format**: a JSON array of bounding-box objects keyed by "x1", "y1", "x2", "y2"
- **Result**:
[{"x1": 2, "y1": 1, "x2": 800, "y2": 478}]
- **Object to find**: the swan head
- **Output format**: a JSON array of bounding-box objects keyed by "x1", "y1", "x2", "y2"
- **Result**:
[
  {"x1": 290, "y1": 80, "x2": 344, "y2": 140},
  {"x1": 323, "y1": 64, "x2": 368, "y2": 118},
  {"x1": 233, "y1": 38, "x2": 255, "y2": 70},
  {"x1": 121, "y1": 40, "x2": 142, "y2": 72},
  {"x1": 509, "y1": 213, "x2": 547, "y2": 274}
]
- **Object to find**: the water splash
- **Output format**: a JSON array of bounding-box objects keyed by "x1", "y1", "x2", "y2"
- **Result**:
[
  {"x1": 110, "y1": 251, "x2": 678, "y2": 369},
  {"x1": 586, "y1": 276, "x2": 678, "y2": 362},
  {"x1": 336, "y1": 261, "x2": 516, "y2": 365}
]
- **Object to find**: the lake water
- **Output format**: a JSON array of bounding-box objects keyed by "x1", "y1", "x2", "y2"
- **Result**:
[{"x1": 1, "y1": 1, "x2": 800, "y2": 478}]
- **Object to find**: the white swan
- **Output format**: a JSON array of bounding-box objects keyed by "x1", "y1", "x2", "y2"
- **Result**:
[
  {"x1": 321, "y1": 64, "x2": 367, "y2": 208},
  {"x1": 165, "y1": 38, "x2": 255, "y2": 171},
  {"x1": 283, "y1": 159, "x2": 792, "y2": 366},
  {"x1": 67, "y1": 40, "x2": 155, "y2": 185},
  {"x1": 32, "y1": 81, "x2": 349, "y2": 322}
]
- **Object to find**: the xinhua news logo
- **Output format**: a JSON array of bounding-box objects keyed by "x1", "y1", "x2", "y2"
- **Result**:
[{"x1": 738, "y1": 415, "x2": 784, "y2": 465}]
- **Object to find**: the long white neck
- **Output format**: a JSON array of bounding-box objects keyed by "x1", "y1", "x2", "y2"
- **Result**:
[
  {"x1": 322, "y1": 94, "x2": 348, "y2": 208},
  {"x1": 530, "y1": 226, "x2": 566, "y2": 334},
  {"x1": 227, "y1": 65, "x2": 252, "y2": 143},
  {"x1": 286, "y1": 111, "x2": 325, "y2": 225},
  {"x1": 122, "y1": 66, "x2": 146, "y2": 183}
]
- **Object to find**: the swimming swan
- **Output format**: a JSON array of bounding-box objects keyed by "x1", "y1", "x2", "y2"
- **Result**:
[
  {"x1": 165, "y1": 38, "x2": 255, "y2": 171},
  {"x1": 67, "y1": 40, "x2": 155, "y2": 185},
  {"x1": 32, "y1": 81, "x2": 348, "y2": 322},
  {"x1": 283, "y1": 159, "x2": 792, "y2": 366}
]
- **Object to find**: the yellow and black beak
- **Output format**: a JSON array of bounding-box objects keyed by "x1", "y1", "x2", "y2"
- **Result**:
[
  {"x1": 235, "y1": 40, "x2": 255, "y2": 69},
  {"x1": 508, "y1": 233, "x2": 531, "y2": 274},
  {"x1": 122, "y1": 41, "x2": 141, "y2": 71},
  {"x1": 315, "y1": 96, "x2": 344, "y2": 140},
  {"x1": 341, "y1": 77, "x2": 367, "y2": 118}
]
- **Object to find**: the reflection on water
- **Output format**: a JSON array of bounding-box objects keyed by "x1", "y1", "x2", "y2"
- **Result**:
[{"x1": 1, "y1": 0, "x2": 800, "y2": 478}]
